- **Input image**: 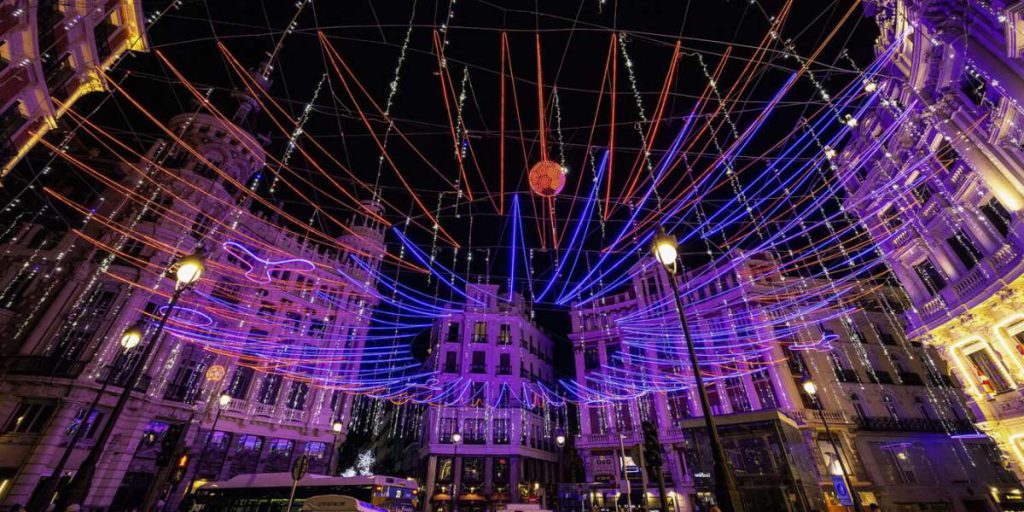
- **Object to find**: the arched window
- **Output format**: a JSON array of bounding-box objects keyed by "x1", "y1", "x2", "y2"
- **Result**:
[
  {"x1": 851, "y1": 394, "x2": 868, "y2": 419},
  {"x1": 914, "y1": 396, "x2": 934, "y2": 420},
  {"x1": 882, "y1": 395, "x2": 901, "y2": 420}
]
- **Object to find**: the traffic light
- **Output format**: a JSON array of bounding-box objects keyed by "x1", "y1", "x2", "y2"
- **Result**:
[
  {"x1": 641, "y1": 421, "x2": 662, "y2": 469},
  {"x1": 156, "y1": 424, "x2": 184, "y2": 467},
  {"x1": 170, "y1": 451, "x2": 191, "y2": 484}
]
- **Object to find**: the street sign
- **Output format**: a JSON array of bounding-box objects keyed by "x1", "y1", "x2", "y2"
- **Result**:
[
  {"x1": 832, "y1": 476, "x2": 853, "y2": 507},
  {"x1": 292, "y1": 454, "x2": 310, "y2": 481}
]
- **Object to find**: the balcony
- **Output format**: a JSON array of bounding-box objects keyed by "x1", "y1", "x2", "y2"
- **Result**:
[
  {"x1": 470, "y1": 364, "x2": 486, "y2": 374},
  {"x1": 855, "y1": 416, "x2": 975, "y2": 434},
  {"x1": 898, "y1": 372, "x2": 925, "y2": 386},
  {"x1": 836, "y1": 368, "x2": 861, "y2": 383},
  {"x1": 497, "y1": 366, "x2": 511, "y2": 375},
  {"x1": 6, "y1": 356, "x2": 84, "y2": 378},
  {"x1": 867, "y1": 370, "x2": 894, "y2": 384},
  {"x1": 577, "y1": 431, "x2": 642, "y2": 449},
  {"x1": 472, "y1": 335, "x2": 487, "y2": 344}
]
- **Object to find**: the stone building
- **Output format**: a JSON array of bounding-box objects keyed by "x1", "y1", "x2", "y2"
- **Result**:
[
  {"x1": 0, "y1": 0, "x2": 147, "y2": 175},
  {"x1": 0, "y1": 73, "x2": 384, "y2": 509},
  {"x1": 571, "y1": 255, "x2": 1018, "y2": 512},
  {"x1": 419, "y1": 285, "x2": 560, "y2": 512},
  {"x1": 840, "y1": 0, "x2": 1024, "y2": 484}
]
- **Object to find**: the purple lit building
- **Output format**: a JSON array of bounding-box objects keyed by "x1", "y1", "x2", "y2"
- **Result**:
[
  {"x1": 572, "y1": 255, "x2": 1016, "y2": 512},
  {"x1": 842, "y1": 0, "x2": 1024, "y2": 491},
  {"x1": 419, "y1": 285, "x2": 559, "y2": 512},
  {"x1": 0, "y1": 77, "x2": 384, "y2": 509}
]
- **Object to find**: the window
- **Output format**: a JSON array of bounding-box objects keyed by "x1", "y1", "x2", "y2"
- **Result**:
[
  {"x1": 257, "y1": 374, "x2": 283, "y2": 405},
  {"x1": 588, "y1": 407, "x2": 606, "y2": 435},
  {"x1": 912, "y1": 183, "x2": 933, "y2": 204},
  {"x1": 444, "y1": 352, "x2": 459, "y2": 373},
  {"x1": 880, "y1": 206, "x2": 902, "y2": 232},
  {"x1": 668, "y1": 391, "x2": 691, "y2": 420},
  {"x1": 851, "y1": 394, "x2": 868, "y2": 419},
  {"x1": 446, "y1": 322, "x2": 460, "y2": 343},
  {"x1": 753, "y1": 371, "x2": 779, "y2": 408},
  {"x1": 464, "y1": 418, "x2": 485, "y2": 444},
  {"x1": 66, "y1": 408, "x2": 103, "y2": 439},
  {"x1": 948, "y1": 230, "x2": 983, "y2": 270},
  {"x1": 286, "y1": 382, "x2": 309, "y2": 410},
  {"x1": 584, "y1": 348, "x2": 600, "y2": 371},
  {"x1": 615, "y1": 403, "x2": 633, "y2": 432},
  {"x1": 437, "y1": 457, "x2": 454, "y2": 482},
  {"x1": 472, "y1": 321, "x2": 487, "y2": 343},
  {"x1": 494, "y1": 419, "x2": 510, "y2": 444},
  {"x1": 3, "y1": 402, "x2": 55, "y2": 434},
  {"x1": 462, "y1": 457, "x2": 484, "y2": 483},
  {"x1": 439, "y1": 418, "x2": 455, "y2": 443},
  {"x1": 470, "y1": 351, "x2": 486, "y2": 374},
  {"x1": 469, "y1": 382, "x2": 486, "y2": 407},
  {"x1": 968, "y1": 349, "x2": 1011, "y2": 394},
  {"x1": 497, "y1": 353, "x2": 511, "y2": 375},
  {"x1": 0, "y1": 101, "x2": 26, "y2": 144},
  {"x1": 93, "y1": 9, "x2": 119, "y2": 61},
  {"x1": 981, "y1": 198, "x2": 1012, "y2": 237},
  {"x1": 960, "y1": 67, "x2": 990, "y2": 107},
  {"x1": 227, "y1": 365, "x2": 254, "y2": 399},
  {"x1": 494, "y1": 457, "x2": 510, "y2": 482},
  {"x1": 913, "y1": 260, "x2": 947, "y2": 295},
  {"x1": 725, "y1": 378, "x2": 751, "y2": 412},
  {"x1": 882, "y1": 395, "x2": 901, "y2": 420},
  {"x1": 498, "y1": 323, "x2": 511, "y2": 345}
]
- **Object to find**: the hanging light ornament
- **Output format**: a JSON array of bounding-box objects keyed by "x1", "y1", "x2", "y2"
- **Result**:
[{"x1": 528, "y1": 160, "x2": 567, "y2": 197}]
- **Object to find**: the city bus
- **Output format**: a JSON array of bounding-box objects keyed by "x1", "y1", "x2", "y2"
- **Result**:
[{"x1": 191, "y1": 474, "x2": 419, "y2": 512}]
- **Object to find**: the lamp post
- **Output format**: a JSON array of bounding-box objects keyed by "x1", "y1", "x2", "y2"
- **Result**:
[
  {"x1": 451, "y1": 432, "x2": 462, "y2": 512},
  {"x1": 555, "y1": 433, "x2": 566, "y2": 512},
  {"x1": 27, "y1": 323, "x2": 144, "y2": 512},
  {"x1": 617, "y1": 433, "x2": 633, "y2": 512},
  {"x1": 54, "y1": 251, "x2": 205, "y2": 511},
  {"x1": 328, "y1": 421, "x2": 344, "y2": 475},
  {"x1": 185, "y1": 394, "x2": 232, "y2": 495},
  {"x1": 651, "y1": 229, "x2": 744, "y2": 512},
  {"x1": 802, "y1": 379, "x2": 861, "y2": 512}
]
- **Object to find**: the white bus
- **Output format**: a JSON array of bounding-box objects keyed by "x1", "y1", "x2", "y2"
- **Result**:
[{"x1": 192, "y1": 474, "x2": 419, "y2": 512}]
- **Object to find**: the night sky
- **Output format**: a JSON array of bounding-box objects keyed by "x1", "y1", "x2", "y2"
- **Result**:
[{"x1": 6, "y1": 0, "x2": 879, "y2": 377}]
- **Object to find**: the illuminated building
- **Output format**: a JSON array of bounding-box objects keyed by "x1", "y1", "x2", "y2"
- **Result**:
[
  {"x1": 420, "y1": 285, "x2": 559, "y2": 512},
  {"x1": 840, "y1": 0, "x2": 1024, "y2": 488},
  {"x1": 0, "y1": 0, "x2": 148, "y2": 176},
  {"x1": 571, "y1": 255, "x2": 1017, "y2": 512},
  {"x1": 0, "y1": 77, "x2": 383, "y2": 508}
]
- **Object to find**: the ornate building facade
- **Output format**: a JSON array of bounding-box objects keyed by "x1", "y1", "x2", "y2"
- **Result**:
[
  {"x1": 842, "y1": 0, "x2": 1024, "y2": 483},
  {"x1": 419, "y1": 285, "x2": 560, "y2": 512},
  {"x1": 571, "y1": 256, "x2": 1017, "y2": 512},
  {"x1": 0, "y1": 0, "x2": 147, "y2": 175},
  {"x1": 0, "y1": 80, "x2": 384, "y2": 509}
]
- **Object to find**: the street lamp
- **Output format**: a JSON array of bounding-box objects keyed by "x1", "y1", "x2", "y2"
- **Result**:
[
  {"x1": 328, "y1": 421, "x2": 344, "y2": 475},
  {"x1": 651, "y1": 228, "x2": 744, "y2": 512},
  {"x1": 802, "y1": 378, "x2": 862, "y2": 512},
  {"x1": 185, "y1": 394, "x2": 232, "y2": 495},
  {"x1": 451, "y1": 432, "x2": 462, "y2": 512},
  {"x1": 28, "y1": 321, "x2": 148, "y2": 512},
  {"x1": 556, "y1": 434, "x2": 566, "y2": 448},
  {"x1": 54, "y1": 250, "x2": 206, "y2": 511}
]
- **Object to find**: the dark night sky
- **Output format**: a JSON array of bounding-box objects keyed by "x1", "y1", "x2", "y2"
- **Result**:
[{"x1": 8, "y1": 0, "x2": 880, "y2": 376}]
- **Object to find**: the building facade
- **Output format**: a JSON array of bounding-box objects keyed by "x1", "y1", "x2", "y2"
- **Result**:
[
  {"x1": 0, "y1": 0, "x2": 147, "y2": 175},
  {"x1": 0, "y1": 79, "x2": 384, "y2": 509},
  {"x1": 572, "y1": 256, "x2": 1017, "y2": 512},
  {"x1": 419, "y1": 285, "x2": 559, "y2": 512},
  {"x1": 841, "y1": 0, "x2": 1024, "y2": 484}
]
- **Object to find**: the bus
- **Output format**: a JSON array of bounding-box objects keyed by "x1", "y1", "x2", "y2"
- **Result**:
[{"x1": 192, "y1": 474, "x2": 419, "y2": 512}]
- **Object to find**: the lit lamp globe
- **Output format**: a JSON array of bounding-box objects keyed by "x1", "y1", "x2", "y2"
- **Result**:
[
  {"x1": 451, "y1": 432, "x2": 462, "y2": 444},
  {"x1": 218, "y1": 394, "x2": 232, "y2": 407},
  {"x1": 651, "y1": 229, "x2": 679, "y2": 270},
  {"x1": 555, "y1": 434, "x2": 566, "y2": 447},
  {"x1": 528, "y1": 160, "x2": 566, "y2": 197},
  {"x1": 333, "y1": 422, "x2": 344, "y2": 434},
  {"x1": 120, "y1": 323, "x2": 144, "y2": 350},
  {"x1": 175, "y1": 251, "x2": 206, "y2": 287},
  {"x1": 802, "y1": 379, "x2": 818, "y2": 396}
]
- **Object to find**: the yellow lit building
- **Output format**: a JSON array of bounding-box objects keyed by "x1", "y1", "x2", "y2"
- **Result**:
[
  {"x1": 844, "y1": 0, "x2": 1024, "y2": 481},
  {"x1": 0, "y1": 0, "x2": 148, "y2": 176}
]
